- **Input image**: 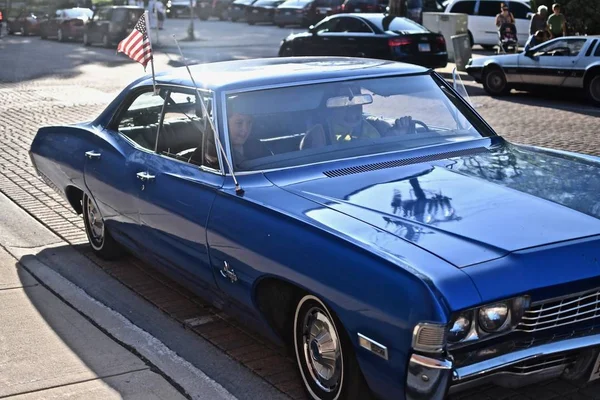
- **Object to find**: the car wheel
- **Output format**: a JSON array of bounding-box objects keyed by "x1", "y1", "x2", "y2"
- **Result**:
[
  {"x1": 83, "y1": 32, "x2": 90, "y2": 46},
  {"x1": 294, "y1": 294, "x2": 373, "y2": 400},
  {"x1": 57, "y1": 28, "x2": 64, "y2": 42},
  {"x1": 82, "y1": 193, "x2": 123, "y2": 260},
  {"x1": 231, "y1": 17, "x2": 238, "y2": 22},
  {"x1": 277, "y1": 23, "x2": 285, "y2": 28},
  {"x1": 586, "y1": 74, "x2": 600, "y2": 106},
  {"x1": 483, "y1": 67, "x2": 510, "y2": 96},
  {"x1": 102, "y1": 34, "x2": 110, "y2": 48},
  {"x1": 248, "y1": 21, "x2": 255, "y2": 25}
]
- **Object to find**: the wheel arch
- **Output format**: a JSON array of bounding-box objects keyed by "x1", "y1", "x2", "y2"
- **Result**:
[
  {"x1": 65, "y1": 185, "x2": 84, "y2": 215},
  {"x1": 584, "y1": 65, "x2": 600, "y2": 86}
]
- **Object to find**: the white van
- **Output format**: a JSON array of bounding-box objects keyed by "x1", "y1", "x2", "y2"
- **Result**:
[{"x1": 444, "y1": 0, "x2": 533, "y2": 48}]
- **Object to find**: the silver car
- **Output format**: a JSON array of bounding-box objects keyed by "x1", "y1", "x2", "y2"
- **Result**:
[{"x1": 466, "y1": 35, "x2": 600, "y2": 106}]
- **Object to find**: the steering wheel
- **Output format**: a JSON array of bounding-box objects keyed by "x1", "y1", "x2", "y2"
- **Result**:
[{"x1": 412, "y1": 119, "x2": 429, "y2": 133}]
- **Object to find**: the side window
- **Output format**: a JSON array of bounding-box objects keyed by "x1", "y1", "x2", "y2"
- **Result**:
[
  {"x1": 337, "y1": 18, "x2": 372, "y2": 33},
  {"x1": 534, "y1": 39, "x2": 586, "y2": 57},
  {"x1": 477, "y1": 1, "x2": 502, "y2": 17},
  {"x1": 116, "y1": 91, "x2": 165, "y2": 151},
  {"x1": 158, "y1": 90, "x2": 218, "y2": 169},
  {"x1": 449, "y1": 0, "x2": 475, "y2": 14},
  {"x1": 595, "y1": 41, "x2": 600, "y2": 57},
  {"x1": 315, "y1": 18, "x2": 340, "y2": 33},
  {"x1": 509, "y1": 2, "x2": 529, "y2": 19}
]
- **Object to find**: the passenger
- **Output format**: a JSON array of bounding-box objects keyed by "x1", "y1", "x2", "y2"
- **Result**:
[{"x1": 227, "y1": 96, "x2": 272, "y2": 165}]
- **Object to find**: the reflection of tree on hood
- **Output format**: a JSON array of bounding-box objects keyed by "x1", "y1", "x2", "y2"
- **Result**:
[{"x1": 386, "y1": 177, "x2": 461, "y2": 242}]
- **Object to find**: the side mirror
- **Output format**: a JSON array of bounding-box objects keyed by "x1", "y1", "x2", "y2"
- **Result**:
[
  {"x1": 308, "y1": 24, "x2": 315, "y2": 33},
  {"x1": 526, "y1": 12, "x2": 534, "y2": 20}
]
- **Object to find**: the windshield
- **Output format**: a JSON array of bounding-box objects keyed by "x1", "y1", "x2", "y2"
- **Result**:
[
  {"x1": 225, "y1": 74, "x2": 489, "y2": 172},
  {"x1": 65, "y1": 8, "x2": 93, "y2": 18}
]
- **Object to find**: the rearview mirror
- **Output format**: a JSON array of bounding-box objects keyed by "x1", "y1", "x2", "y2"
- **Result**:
[{"x1": 326, "y1": 94, "x2": 373, "y2": 108}]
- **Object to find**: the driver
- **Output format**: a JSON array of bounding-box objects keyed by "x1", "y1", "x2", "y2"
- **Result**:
[{"x1": 301, "y1": 85, "x2": 414, "y2": 150}]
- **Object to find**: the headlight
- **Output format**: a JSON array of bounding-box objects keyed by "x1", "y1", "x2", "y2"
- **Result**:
[
  {"x1": 445, "y1": 295, "x2": 530, "y2": 348},
  {"x1": 478, "y1": 303, "x2": 509, "y2": 333},
  {"x1": 447, "y1": 312, "x2": 472, "y2": 343}
]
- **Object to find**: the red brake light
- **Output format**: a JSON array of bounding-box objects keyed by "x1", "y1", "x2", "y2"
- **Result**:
[
  {"x1": 436, "y1": 35, "x2": 446, "y2": 46},
  {"x1": 388, "y1": 37, "x2": 412, "y2": 47}
]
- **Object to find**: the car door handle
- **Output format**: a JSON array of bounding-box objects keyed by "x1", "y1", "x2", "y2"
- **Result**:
[
  {"x1": 347, "y1": 37, "x2": 356, "y2": 41},
  {"x1": 85, "y1": 150, "x2": 101, "y2": 160},
  {"x1": 136, "y1": 171, "x2": 155, "y2": 182},
  {"x1": 220, "y1": 261, "x2": 238, "y2": 283}
]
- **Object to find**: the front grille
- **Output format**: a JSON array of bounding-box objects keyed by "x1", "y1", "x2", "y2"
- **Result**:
[
  {"x1": 506, "y1": 353, "x2": 578, "y2": 374},
  {"x1": 517, "y1": 288, "x2": 600, "y2": 333}
]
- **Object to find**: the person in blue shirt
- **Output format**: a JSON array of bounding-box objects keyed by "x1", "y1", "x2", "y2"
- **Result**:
[{"x1": 524, "y1": 30, "x2": 548, "y2": 53}]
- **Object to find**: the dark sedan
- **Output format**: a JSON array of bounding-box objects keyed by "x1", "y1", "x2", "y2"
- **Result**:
[
  {"x1": 274, "y1": 0, "x2": 313, "y2": 28},
  {"x1": 7, "y1": 9, "x2": 44, "y2": 36},
  {"x1": 39, "y1": 7, "x2": 93, "y2": 41},
  {"x1": 211, "y1": 0, "x2": 236, "y2": 20},
  {"x1": 279, "y1": 13, "x2": 448, "y2": 68},
  {"x1": 246, "y1": 0, "x2": 285, "y2": 24},
  {"x1": 228, "y1": 0, "x2": 257, "y2": 21}
]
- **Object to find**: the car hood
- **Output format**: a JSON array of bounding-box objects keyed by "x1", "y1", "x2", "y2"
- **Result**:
[{"x1": 267, "y1": 141, "x2": 600, "y2": 268}]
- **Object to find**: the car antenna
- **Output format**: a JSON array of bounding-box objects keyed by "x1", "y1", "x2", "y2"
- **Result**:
[{"x1": 171, "y1": 35, "x2": 244, "y2": 196}]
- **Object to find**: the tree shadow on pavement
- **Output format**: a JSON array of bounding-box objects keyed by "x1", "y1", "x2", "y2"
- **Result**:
[
  {"x1": 13, "y1": 251, "x2": 185, "y2": 399},
  {"x1": 0, "y1": 36, "x2": 130, "y2": 83}
]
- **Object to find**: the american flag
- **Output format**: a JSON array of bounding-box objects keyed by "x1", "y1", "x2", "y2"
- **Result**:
[{"x1": 117, "y1": 13, "x2": 153, "y2": 69}]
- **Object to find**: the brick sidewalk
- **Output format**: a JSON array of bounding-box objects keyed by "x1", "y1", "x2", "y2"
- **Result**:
[{"x1": 2, "y1": 36, "x2": 600, "y2": 400}]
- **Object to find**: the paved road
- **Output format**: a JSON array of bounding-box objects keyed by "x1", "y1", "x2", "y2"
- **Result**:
[{"x1": 1, "y1": 16, "x2": 600, "y2": 400}]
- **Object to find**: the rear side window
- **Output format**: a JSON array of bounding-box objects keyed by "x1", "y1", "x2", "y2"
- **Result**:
[
  {"x1": 336, "y1": 17, "x2": 372, "y2": 32},
  {"x1": 585, "y1": 39, "x2": 597, "y2": 57},
  {"x1": 594, "y1": 41, "x2": 600, "y2": 57},
  {"x1": 449, "y1": 0, "x2": 475, "y2": 14},
  {"x1": 508, "y1": 2, "x2": 530, "y2": 19},
  {"x1": 477, "y1": 1, "x2": 502, "y2": 17}
]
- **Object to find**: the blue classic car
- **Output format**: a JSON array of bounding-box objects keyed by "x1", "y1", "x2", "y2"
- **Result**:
[{"x1": 29, "y1": 57, "x2": 600, "y2": 400}]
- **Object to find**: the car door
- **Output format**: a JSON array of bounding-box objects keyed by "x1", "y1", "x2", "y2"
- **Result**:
[
  {"x1": 474, "y1": 0, "x2": 502, "y2": 46},
  {"x1": 84, "y1": 88, "x2": 164, "y2": 245},
  {"x1": 87, "y1": 8, "x2": 103, "y2": 41},
  {"x1": 334, "y1": 17, "x2": 377, "y2": 57},
  {"x1": 134, "y1": 88, "x2": 224, "y2": 294},
  {"x1": 520, "y1": 38, "x2": 588, "y2": 86},
  {"x1": 294, "y1": 17, "x2": 342, "y2": 55}
]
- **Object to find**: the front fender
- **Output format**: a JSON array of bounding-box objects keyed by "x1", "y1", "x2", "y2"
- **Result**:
[{"x1": 207, "y1": 182, "x2": 480, "y2": 399}]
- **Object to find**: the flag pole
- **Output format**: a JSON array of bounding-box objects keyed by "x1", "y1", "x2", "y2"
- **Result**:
[
  {"x1": 171, "y1": 34, "x2": 244, "y2": 195},
  {"x1": 144, "y1": 10, "x2": 158, "y2": 95}
]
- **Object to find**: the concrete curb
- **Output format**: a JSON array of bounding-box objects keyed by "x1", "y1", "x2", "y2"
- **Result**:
[{"x1": 12, "y1": 249, "x2": 238, "y2": 400}]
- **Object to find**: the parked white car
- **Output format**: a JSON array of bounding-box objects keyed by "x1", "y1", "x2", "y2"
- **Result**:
[{"x1": 445, "y1": 0, "x2": 532, "y2": 48}]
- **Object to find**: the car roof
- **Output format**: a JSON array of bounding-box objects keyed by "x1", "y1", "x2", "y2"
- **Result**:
[{"x1": 147, "y1": 57, "x2": 429, "y2": 92}]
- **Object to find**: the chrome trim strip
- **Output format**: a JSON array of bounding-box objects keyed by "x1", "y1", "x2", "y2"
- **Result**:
[
  {"x1": 357, "y1": 333, "x2": 388, "y2": 360},
  {"x1": 453, "y1": 332, "x2": 600, "y2": 381},
  {"x1": 410, "y1": 354, "x2": 453, "y2": 370}
]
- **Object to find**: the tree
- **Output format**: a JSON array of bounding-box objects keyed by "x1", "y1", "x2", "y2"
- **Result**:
[
  {"x1": 388, "y1": 0, "x2": 405, "y2": 16},
  {"x1": 531, "y1": 0, "x2": 600, "y2": 35}
]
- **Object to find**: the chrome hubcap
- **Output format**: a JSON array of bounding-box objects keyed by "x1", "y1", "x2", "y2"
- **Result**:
[
  {"x1": 302, "y1": 307, "x2": 342, "y2": 392},
  {"x1": 590, "y1": 76, "x2": 600, "y2": 102},
  {"x1": 488, "y1": 72, "x2": 504, "y2": 91},
  {"x1": 86, "y1": 197, "x2": 104, "y2": 244}
]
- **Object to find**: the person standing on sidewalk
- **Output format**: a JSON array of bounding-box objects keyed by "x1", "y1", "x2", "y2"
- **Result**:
[
  {"x1": 547, "y1": 3, "x2": 566, "y2": 38},
  {"x1": 156, "y1": 0, "x2": 165, "y2": 30}
]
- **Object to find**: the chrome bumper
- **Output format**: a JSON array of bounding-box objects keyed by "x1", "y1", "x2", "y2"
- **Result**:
[{"x1": 406, "y1": 331, "x2": 600, "y2": 400}]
